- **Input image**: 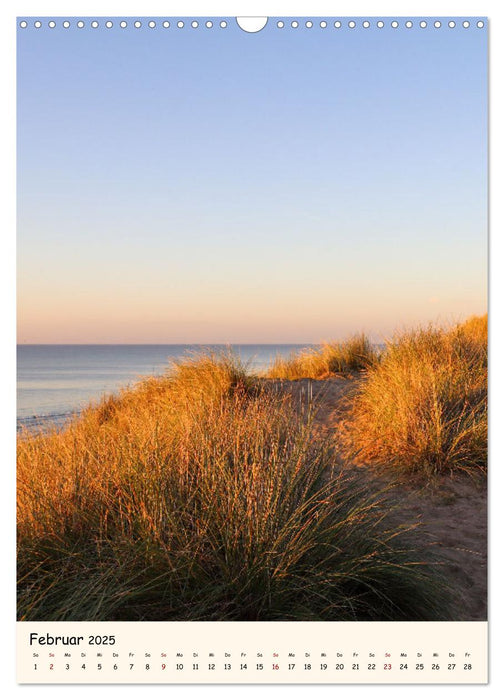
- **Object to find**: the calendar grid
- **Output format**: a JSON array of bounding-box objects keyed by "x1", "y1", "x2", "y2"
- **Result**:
[{"x1": 17, "y1": 621, "x2": 487, "y2": 684}]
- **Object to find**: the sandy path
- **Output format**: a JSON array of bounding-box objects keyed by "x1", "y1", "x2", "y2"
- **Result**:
[{"x1": 266, "y1": 376, "x2": 487, "y2": 621}]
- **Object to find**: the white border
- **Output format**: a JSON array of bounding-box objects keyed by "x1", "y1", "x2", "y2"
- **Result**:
[{"x1": 3, "y1": 1, "x2": 500, "y2": 698}]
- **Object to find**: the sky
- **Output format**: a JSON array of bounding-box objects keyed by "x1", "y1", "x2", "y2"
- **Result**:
[{"x1": 17, "y1": 16, "x2": 488, "y2": 343}]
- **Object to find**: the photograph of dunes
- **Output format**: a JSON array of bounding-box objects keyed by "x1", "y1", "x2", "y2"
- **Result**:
[{"x1": 17, "y1": 17, "x2": 487, "y2": 622}]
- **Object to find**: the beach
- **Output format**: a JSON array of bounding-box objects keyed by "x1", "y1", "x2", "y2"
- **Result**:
[{"x1": 17, "y1": 317, "x2": 487, "y2": 622}]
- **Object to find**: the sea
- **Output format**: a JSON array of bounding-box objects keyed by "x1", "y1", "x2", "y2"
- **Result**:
[{"x1": 17, "y1": 344, "x2": 312, "y2": 431}]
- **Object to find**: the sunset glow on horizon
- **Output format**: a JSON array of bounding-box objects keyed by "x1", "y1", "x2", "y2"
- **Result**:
[{"x1": 17, "y1": 19, "x2": 487, "y2": 344}]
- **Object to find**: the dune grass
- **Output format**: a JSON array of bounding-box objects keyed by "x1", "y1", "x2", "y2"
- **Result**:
[
  {"x1": 266, "y1": 333, "x2": 377, "y2": 380},
  {"x1": 17, "y1": 351, "x2": 453, "y2": 622},
  {"x1": 345, "y1": 315, "x2": 487, "y2": 478}
]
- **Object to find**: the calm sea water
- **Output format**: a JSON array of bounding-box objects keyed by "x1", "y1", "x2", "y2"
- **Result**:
[{"x1": 17, "y1": 344, "x2": 312, "y2": 429}]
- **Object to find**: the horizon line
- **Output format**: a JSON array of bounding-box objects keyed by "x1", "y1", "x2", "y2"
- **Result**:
[{"x1": 16, "y1": 341, "x2": 321, "y2": 346}]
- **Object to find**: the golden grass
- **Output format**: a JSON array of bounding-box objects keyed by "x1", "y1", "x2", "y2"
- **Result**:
[
  {"x1": 17, "y1": 351, "x2": 452, "y2": 621},
  {"x1": 266, "y1": 334, "x2": 377, "y2": 380},
  {"x1": 345, "y1": 315, "x2": 487, "y2": 477}
]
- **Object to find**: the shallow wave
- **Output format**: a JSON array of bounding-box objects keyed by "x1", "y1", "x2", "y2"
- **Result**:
[{"x1": 17, "y1": 411, "x2": 78, "y2": 433}]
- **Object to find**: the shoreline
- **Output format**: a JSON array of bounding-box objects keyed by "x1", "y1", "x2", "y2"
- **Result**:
[
  {"x1": 16, "y1": 342, "x2": 321, "y2": 429},
  {"x1": 17, "y1": 319, "x2": 487, "y2": 622},
  {"x1": 17, "y1": 372, "x2": 487, "y2": 621}
]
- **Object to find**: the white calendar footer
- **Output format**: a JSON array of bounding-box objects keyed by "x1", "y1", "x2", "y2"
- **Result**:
[{"x1": 17, "y1": 620, "x2": 487, "y2": 684}]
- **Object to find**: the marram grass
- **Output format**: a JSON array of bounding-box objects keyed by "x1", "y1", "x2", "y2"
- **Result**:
[
  {"x1": 345, "y1": 315, "x2": 487, "y2": 477},
  {"x1": 266, "y1": 333, "x2": 377, "y2": 380},
  {"x1": 17, "y1": 351, "x2": 453, "y2": 621}
]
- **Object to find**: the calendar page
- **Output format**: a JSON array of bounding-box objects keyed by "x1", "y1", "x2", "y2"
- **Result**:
[{"x1": 15, "y1": 2, "x2": 488, "y2": 686}]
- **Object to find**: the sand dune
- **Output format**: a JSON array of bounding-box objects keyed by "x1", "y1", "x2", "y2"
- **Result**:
[{"x1": 268, "y1": 376, "x2": 487, "y2": 621}]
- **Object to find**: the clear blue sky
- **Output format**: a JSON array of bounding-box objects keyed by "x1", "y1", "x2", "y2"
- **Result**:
[{"x1": 17, "y1": 18, "x2": 487, "y2": 343}]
